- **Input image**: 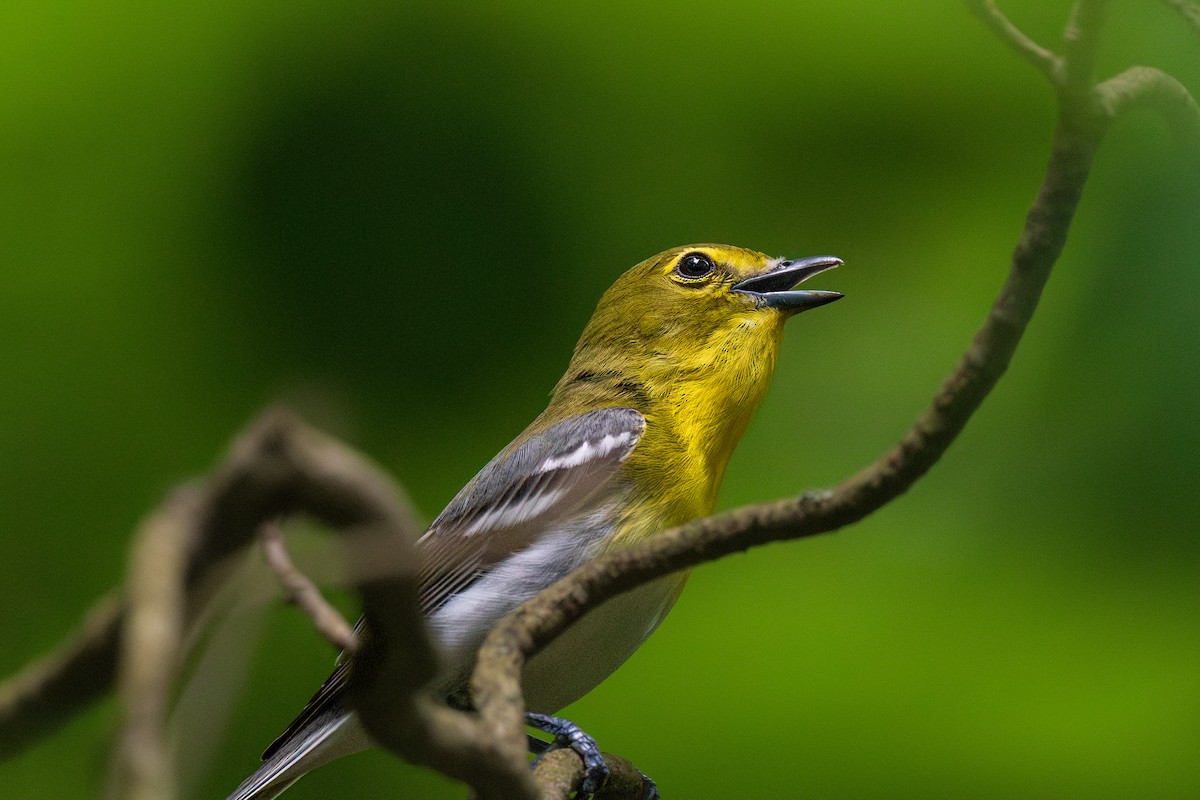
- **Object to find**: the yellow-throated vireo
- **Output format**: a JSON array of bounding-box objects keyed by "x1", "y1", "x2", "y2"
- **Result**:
[{"x1": 228, "y1": 244, "x2": 842, "y2": 799}]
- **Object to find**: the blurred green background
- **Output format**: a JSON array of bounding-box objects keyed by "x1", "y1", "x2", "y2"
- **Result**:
[{"x1": 2, "y1": 1, "x2": 1198, "y2": 798}]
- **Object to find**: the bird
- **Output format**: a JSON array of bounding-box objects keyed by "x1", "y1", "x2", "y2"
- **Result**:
[{"x1": 226, "y1": 243, "x2": 842, "y2": 799}]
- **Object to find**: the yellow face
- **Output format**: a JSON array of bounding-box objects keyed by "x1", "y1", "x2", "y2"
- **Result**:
[
  {"x1": 622, "y1": 244, "x2": 776, "y2": 322},
  {"x1": 577, "y1": 243, "x2": 841, "y2": 363},
  {"x1": 648, "y1": 243, "x2": 780, "y2": 303},
  {"x1": 552, "y1": 243, "x2": 842, "y2": 513}
]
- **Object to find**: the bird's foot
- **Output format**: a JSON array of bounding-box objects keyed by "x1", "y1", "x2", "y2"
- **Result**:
[{"x1": 525, "y1": 712, "x2": 610, "y2": 795}]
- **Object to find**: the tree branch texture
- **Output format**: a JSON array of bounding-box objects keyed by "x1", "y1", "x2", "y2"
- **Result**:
[
  {"x1": 259, "y1": 522, "x2": 359, "y2": 652},
  {"x1": 966, "y1": 1, "x2": 1060, "y2": 79},
  {"x1": 1098, "y1": 66, "x2": 1200, "y2": 155},
  {"x1": 110, "y1": 486, "x2": 206, "y2": 800},
  {"x1": 3, "y1": 410, "x2": 538, "y2": 800},
  {"x1": 0, "y1": 3, "x2": 1195, "y2": 799},
  {"x1": 0, "y1": 593, "x2": 123, "y2": 759}
]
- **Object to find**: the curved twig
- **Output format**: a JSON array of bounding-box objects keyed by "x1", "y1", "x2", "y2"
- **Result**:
[
  {"x1": 0, "y1": 409, "x2": 537, "y2": 800},
  {"x1": 966, "y1": 0, "x2": 1060, "y2": 78},
  {"x1": 1098, "y1": 65, "x2": 1200, "y2": 154},
  {"x1": 109, "y1": 486, "x2": 205, "y2": 800},
  {"x1": 0, "y1": 593, "x2": 123, "y2": 758},
  {"x1": 533, "y1": 749, "x2": 649, "y2": 800},
  {"x1": 260, "y1": 521, "x2": 359, "y2": 652},
  {"x1": 1062, "y1": 0, "x2": 1109, "y2": 93}
]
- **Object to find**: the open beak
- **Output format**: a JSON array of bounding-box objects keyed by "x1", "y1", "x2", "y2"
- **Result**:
[{"x1": 731, "y1": 255, "x2": 843, "y2": 313}]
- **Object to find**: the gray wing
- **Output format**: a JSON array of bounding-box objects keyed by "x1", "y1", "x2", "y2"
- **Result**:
[
  {"x1": 260, "y1": 406, "x2": 645, "y2": 761},
  {"x1": 417, "y1": 406, "x2": 645, "y2": 612}
]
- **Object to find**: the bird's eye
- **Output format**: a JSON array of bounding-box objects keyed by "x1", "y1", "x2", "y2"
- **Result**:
[{"x1": 674, "y1": 252, "x2": 716, "y2": 280}]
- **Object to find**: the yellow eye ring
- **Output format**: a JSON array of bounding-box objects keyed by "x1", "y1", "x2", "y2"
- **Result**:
[{"x1": 673, "y1": 252, "x2": 715, "y2": 281}]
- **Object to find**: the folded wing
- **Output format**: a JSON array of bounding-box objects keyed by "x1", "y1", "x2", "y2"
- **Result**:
[{"x1": 258, "y1": 406, "x2": 646, "y2": 765}]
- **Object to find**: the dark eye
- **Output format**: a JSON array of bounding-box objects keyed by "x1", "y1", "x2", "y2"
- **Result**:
[{"x1": 675, "y1": 252, "x2": 716, "y2": 280}]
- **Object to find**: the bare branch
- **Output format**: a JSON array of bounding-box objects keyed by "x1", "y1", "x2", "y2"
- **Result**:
[
  {"x1": 1062, "y1": 0, "x2": 1109, "y2": 94},
  {"x1": 531, "y1": 749, "x2": 583, "y2": 800},
  {"x1": 1097, "y1": 65, "x2": 1200, "y2": 155},
  {"x1": 109, "y1": 486, "x2": 205, "y2": 800},
  {"x1": 185, "y1": 407, "x2": 421, "y2": 582},
  {"x1": 1, "y1": 407, "x2": 536, "y2": 799},
  {"x1": 966, "y1": 0, "x2": 1060, "y2": 79},
  {"x1": 391, "y1": 700, "x2": 537, "y2": 800},
  {"x1": 194, "y1": 410, "x2": 534, "y2": 799},
  {"x1": 345, "y1": 530, "x2": 538, "y2": 800},
  {"x1": 0, "y1": 594, "x2": 123, "y2": 758},
  {"x1": 259, "y1": 522, "x2": 358, "y2": 652},
  {"x1": 533, "y1": 749, "x2": 649, "y2": 800}
]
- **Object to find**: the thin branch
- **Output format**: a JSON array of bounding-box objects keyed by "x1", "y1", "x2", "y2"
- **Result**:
[
  {"x1": 195, "y1": 411, "x2": 535, "y2": 800},
  {"x1": 1097, "y1": 65, "x2": 1200, "y2": 155},
  {"x1": 345, "y1": 530, "x2": 538, "y2": 800},
  {"x1": 109, "y1": 486, "x2": 205, "y2": 800},
  {"x1": 0, "y1": 408, "x2": 536, "y2": 800},
  {"x1": 966, "y1": 0, "x2": 1060, "y2": 79},
  {"x1": 383, "y1": 699, "x2": 537, "y2": 800},
  {"x1": 592, "y1": 754, "x2": 649, "y2": 800},
  {"x1": 0, "y1": 593, "x2": 123, "y2": 758},
  {"x1": 1160, "y1": 0, "x2": 1200, "y2": 38},
  {"x1": 531, "y1": 749, "x2": 582, "y2": 800},
  {"x1": 533, "y1": 749, "x2": 649, "y2": 800},
  {"x1": 185, "y1": 407, "x2": 421, "y2": 583},
  {"x1": 259, "y1": 522, "x2": 358, "y2": 652},
  {"x1": 1062, "y1": 0, "x2": 1109, "y2": 93}
]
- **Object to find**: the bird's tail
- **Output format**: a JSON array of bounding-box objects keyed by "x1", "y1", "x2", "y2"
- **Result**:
[{"x1": 225, "y1": 709, "x2": 363, "y2": 800}]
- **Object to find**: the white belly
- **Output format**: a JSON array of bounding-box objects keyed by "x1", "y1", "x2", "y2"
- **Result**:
[
  {"x1": 520, "y1": 571, "x2": 688, "y2": 713},
  {"x1": 311, "y1": 574, "x2": 687, "y2": 788},
  {"x1": 427, "y1": 497, "x2": 690, "y2": 713}
]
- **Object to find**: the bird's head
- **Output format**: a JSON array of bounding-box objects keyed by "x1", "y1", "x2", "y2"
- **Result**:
[
  {"x1": 572, "y1": 243, "x2": 842, "y2": 371},
  {"x1": 549, "y1": 244, "x2": 842, "y2": 501}
]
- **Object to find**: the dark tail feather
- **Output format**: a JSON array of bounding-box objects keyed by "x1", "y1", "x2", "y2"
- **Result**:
[{"x1": 225, "y1": 709, "x2": 350, "y2": 800}]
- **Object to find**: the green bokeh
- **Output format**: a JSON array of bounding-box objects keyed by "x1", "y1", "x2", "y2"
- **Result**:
[{"x1": 2, "y1": 1, "x2": 1197, "y2": 798}]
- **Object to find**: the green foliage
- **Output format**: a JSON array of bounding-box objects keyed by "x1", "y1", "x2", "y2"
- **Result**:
[{"x1": 1, "y1": 1, "x2": 1196, "y2": 797}]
